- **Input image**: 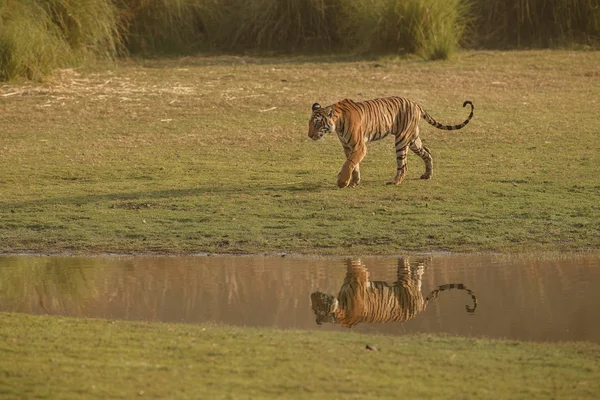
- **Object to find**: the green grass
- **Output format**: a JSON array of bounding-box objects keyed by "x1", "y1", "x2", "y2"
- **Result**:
[
  {"x1": 0, "y1": 0, "x2": 121, "y2": 81},
  {"x1": 1, "y1": 50, "x2": 599, "y2": 255},
  {"x1": 0, "y1": 1, "x2": 71, "y2": 81},
  {"x1": 1, "y1": 312, "x2": 598, "y2": 399}
]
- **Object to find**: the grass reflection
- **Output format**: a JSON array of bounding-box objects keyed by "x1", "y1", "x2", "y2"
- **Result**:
[{"x1": 0, "y1": 257, "x2": 97, "y2": 315}]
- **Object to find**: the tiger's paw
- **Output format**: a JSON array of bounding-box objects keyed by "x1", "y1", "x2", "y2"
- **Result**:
[
  {"x1": 386, "y1": 177, "x2": 405, "y2": 185},
  {"x1": 349, "y1": 176, "x2": 361, "y2": 187},
  {"x1": 420, "y1": 174, "x2": 432, "y2": 180},
  {"x1": 337, "y1": 177, "x2": 351, "y2": 188},
  {"x1": 388, "y1": 169, "x2": 406, "y2": 186},
  {"x1": 337, "y1": 166, "x2": 354, "y2": 188}
]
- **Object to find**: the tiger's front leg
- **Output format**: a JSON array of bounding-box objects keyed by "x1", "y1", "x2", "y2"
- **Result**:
[
  {"x1": 350, "y1": 164, "x2": 361, "y2": 187},
  {"x1": 337, "y1": 160, "x2": 357, "y2": 188},
  {"x1": 338, "y1": 143, "x2": 366, "y2": 188},
  {"x1": 341, "y1": 145, "x2": 361, "y2": 187}
]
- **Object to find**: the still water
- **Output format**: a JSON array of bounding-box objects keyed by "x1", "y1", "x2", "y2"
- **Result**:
[{"x1": 1, "y1": 254, "x2": 599, "y2": 343}]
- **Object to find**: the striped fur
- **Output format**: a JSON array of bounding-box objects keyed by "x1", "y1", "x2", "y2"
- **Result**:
[
  {"x1": 310, "y1": 258, "x2": 477, "y2": 328},
  {"x1": 308, "y1": 97, "x2": 474, "y2": 187}
]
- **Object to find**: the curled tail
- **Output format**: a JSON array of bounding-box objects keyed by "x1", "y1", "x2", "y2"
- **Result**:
[
  {"x1": 422, "y1": 100, "x2": 474, "y2": 131},
  {"x1": 425, "y1": 283, "x2": 477, "y2": 313}
]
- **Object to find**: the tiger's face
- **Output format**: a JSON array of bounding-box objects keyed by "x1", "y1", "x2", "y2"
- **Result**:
[
  {"x1": 308, "y1": 103, "x2": 335, "y2": 140},
  {"x1": 310, "y1": 291, "x2": 339, "y2": 325}
]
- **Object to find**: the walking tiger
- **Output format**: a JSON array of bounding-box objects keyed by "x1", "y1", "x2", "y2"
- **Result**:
[
  {"x1": 308, "y1": 96, "x2": 474, "y2": 188},
  {"x1": 310, "y1": 258, "x2": 477, "y2": 327}
]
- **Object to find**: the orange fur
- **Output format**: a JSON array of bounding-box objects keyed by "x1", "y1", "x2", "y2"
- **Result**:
[{"x1": 310, "y1": 258, "x2": 477, "y2": 327}]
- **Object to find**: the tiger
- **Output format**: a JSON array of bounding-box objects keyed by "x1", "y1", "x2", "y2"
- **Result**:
[
  {"x1": 310, "y1": 258, "x2": 477, "y2": 328},
  {"x1": 307, "y1": 97, "x2": 474, "y2": 188}
]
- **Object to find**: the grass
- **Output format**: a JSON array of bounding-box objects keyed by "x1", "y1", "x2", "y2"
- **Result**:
[
  {"x1": 207, "y1": 0, "x2": 335, "y2": 52},
  {"x1": 119, "y1": 0, "x2": 209, "y2": 54},
  {"x1": 0, "y1": 0, "x2": 121, "y2": 81},
  {"x1": 473, "y1": 0, "x2": 600, "y2": 48},
  {"x1": 1, "y1": 312, "x2": 599, "y2": 399},
  {"x1": 0, "y1": 1, "x2": 72, "y2": 81},
  {"x1": 0, "y1": 50, "x2": 599, "y2": 255},
  {"x1": 336, "y1": 0, "x2": 471, "y2": 59},
  {"x1": 4, "y1": 0, "x2": 600, "y2": 82}
]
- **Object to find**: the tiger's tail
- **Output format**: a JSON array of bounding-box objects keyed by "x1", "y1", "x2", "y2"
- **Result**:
[
  {"x1": 425, "y1": 283, "x2": 477, "y2": 313},
  {"x1": 422, "y1": 101, "x2": 474, "y2": 131}
]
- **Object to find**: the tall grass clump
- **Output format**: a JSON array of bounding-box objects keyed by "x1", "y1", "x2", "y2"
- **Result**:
[
  {"x1": 117, "y1": 0, "x2": 212, "y2": 54},
  {"x1": 117, "y1": 0, "x2": 336, "y2": 54},
  {"x1": 336, "y1": 0, "x2": 472, "y2": 60},
  {"x1": 0, "y1": 1, "x2": 71, "y2": 81},
  {"x1": 473, "y1": 0, "x2": 600, "y2": 48},
  {"x1": 208, "y1": 0, "x2": 336, "y2": 52},
  {"x1": 414, "y1": 0, "x2": 472, "y2": 60},
  {"x1": 0, "y1": 0, "x2": 121, "y2": 81},
  {"x1": 42, "y1": 0, "x2": 123, "y2": 59}
]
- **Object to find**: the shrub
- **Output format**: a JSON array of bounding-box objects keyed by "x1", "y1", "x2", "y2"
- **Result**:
[
  {"x1": 207, "y1": 0, "x2": 336, "y2": 52},
  {"x1": 473, "y1": 0, "x2": 600, "y2": 48},
  {"x1": 117, "y1": 0, "x2": 209, "y2": 54},
  {"x1": 0, "y1": 1, "x2": 71, "y2": 80},
  {"x1": 335, "y1": 0, "x2": 471, "y2": 60},
  {"x1": 0, "y1": 0, "x2": 121, "y2": 81}
]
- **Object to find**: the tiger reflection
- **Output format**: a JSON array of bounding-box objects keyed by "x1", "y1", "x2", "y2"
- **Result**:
[{"x1": 311, "y1": 258, "x2": 477, "y2": 327}]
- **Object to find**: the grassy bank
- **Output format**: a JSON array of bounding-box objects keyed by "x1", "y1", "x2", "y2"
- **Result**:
[
  {"x1": 1, "y1": 50, "x2": 599, "y2": 255},
  {"x1": 1, "y1": 312, "x2": 599, "y2": 399}
]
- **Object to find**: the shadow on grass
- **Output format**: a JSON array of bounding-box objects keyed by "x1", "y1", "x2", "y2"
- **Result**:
[{"x1": 0, "y1": 182, "x2": 328, "y2": 209}]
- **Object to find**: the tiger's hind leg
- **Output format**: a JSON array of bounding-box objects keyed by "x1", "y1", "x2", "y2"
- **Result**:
[
  {"x1": 409, "y1": 134, "x2": 433, "y2": 180},
  {"x1": 396, "y1": 257, "x2": 424, "y2": 291},
  {"x1": 387, "y1": 145, "x2": 408, "y2": 185}
]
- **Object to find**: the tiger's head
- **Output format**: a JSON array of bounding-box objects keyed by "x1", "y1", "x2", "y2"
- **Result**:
[
  {"x1": 310, "y1": 291, "x2": 339, "y2": 325},
  {"x1": 308, "y1": 103, "x2": 335, "y2": 140}
]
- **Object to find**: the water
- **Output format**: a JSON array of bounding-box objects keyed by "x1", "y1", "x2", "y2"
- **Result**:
[{"x1": 1, "y1": 254, "x2": 599, "y2": 343}]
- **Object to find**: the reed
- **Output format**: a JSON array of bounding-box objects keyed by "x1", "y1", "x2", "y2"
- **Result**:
[
  {"x1": 117, "y1": 0, "x2": 209, "y2": 54},
  {"x1": 207, "y1": 0, "x2": 335, "y2": 52},
  {"x1": 116, "y1": 0, "x2": 335, "y2": 54},
  {"x1": 335, "y1": 0, "x2": 471, "y2": 59},
  {"x1": 473, "y1": 0, "x2": 600, "y2": 48},
  {"x1": 0, "y1": 0, "x2": 121, "y2": 81},
  {"x1": 414, "y1": 0, "x2": 472, "y2": 60},
  {"x1": 0, "y1": 1, "x2": 70, "y2": 80},
  {"x1": 117, "y1": 0, "x2": 600, "y2": 52},
  {"x1": 2, "y1": 0, "x2": 600, "y2": 81},
  {"x1": 42, "y1": 0, "x2": 122, "y2": 58}
]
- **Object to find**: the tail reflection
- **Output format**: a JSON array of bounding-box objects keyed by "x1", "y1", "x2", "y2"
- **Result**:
[{"x1": 311, "y1": 258, "x2": 477, "y2": 328}]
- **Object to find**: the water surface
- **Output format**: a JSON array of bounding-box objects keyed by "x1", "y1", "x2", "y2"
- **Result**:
[{"x1": 1, "y1": 254, "x2": 598, "y2": 343}]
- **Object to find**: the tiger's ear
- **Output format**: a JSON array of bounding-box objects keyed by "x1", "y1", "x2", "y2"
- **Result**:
[
  {"x1": 325, "y1": 106, "x2": 334, "y2": 118},
  {"x1": 312, "y1": 103, "x2": 321, "y2": 112}
]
